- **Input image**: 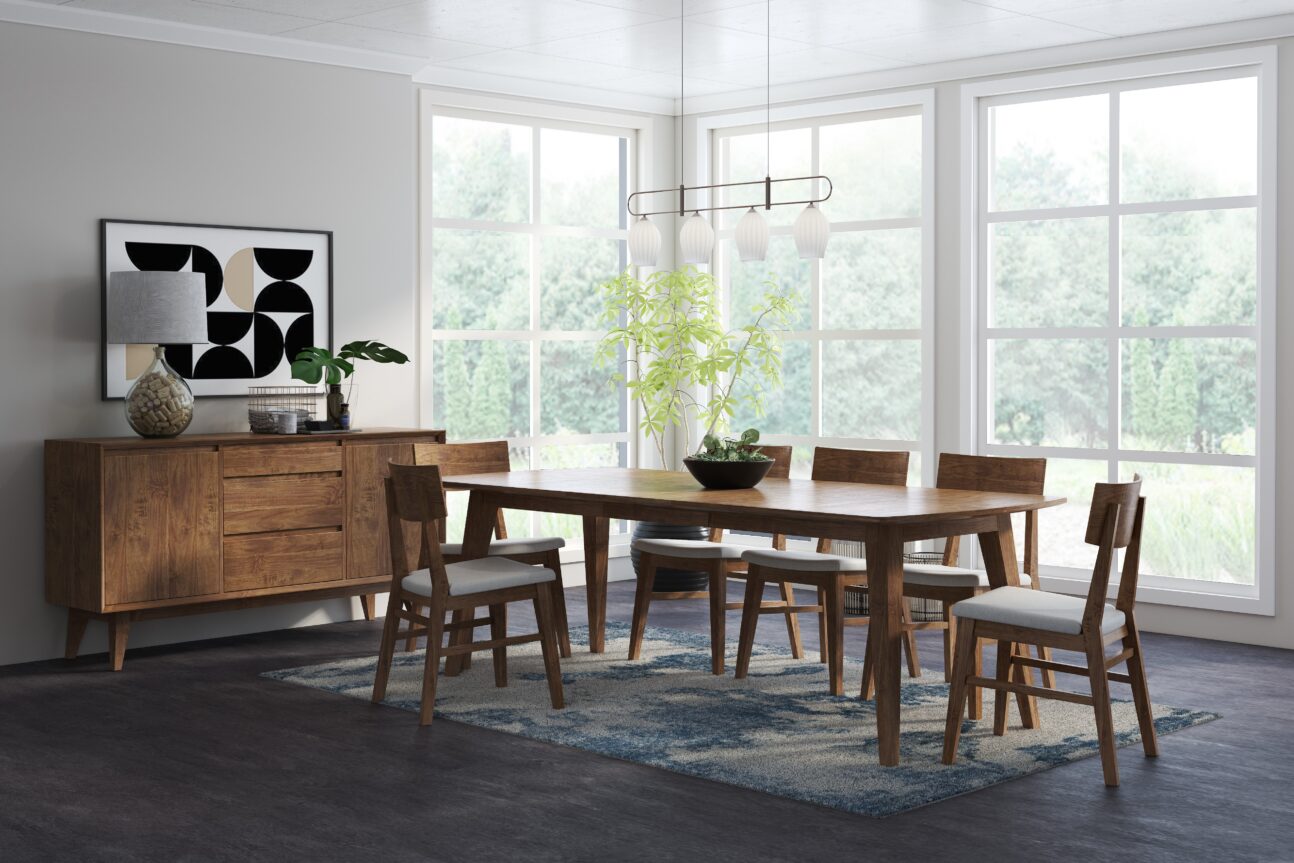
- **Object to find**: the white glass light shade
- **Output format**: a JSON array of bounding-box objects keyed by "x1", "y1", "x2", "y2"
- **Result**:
[
  {"x1": 734, "y1": 207, "x2": 769, "y2": 262},
  {"x1": 628, "y1": 215, "x2": 661, "y2": 267},
  {"x1": 679, "y1": 211, "x2": 715, "y2": 265},
  {"x1": 792, "y1": 202, "x2": 830, "y2": 259}
]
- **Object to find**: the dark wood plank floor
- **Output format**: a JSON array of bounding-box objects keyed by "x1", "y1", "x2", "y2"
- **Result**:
[{"x1": 2, "y1": 574, "x2": 1292, "y2": 862}]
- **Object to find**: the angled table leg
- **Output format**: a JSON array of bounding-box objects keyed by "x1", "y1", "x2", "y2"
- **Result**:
[
  {"x1": 864, "y1": 527, "x2": 905, "y2": 766},
  {"x1": 447, "y1": 491, "x2": 497, "y2": 676},
  {"x1": 978, "y1": 514, "x2": 1039, "y2": 728},
  {"x1": 583, "y1": 515, "x2": 609, "y2": 654}
]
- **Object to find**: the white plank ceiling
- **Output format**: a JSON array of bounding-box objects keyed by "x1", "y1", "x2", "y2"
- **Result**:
[{"x1": 16, "y1": 0, "x2": 1294, "y2": 101}]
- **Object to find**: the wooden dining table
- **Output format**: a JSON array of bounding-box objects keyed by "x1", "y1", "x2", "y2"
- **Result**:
[{"x1": 443, "y1": 467, "x2": 1064, "y2": 766}]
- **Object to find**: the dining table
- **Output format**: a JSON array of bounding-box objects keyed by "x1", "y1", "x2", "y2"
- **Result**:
[{"x1": 442, "y1": 467, "x2": 1064, "y2": 766}]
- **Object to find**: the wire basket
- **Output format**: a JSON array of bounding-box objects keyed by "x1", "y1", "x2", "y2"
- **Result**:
[
  {"x1": 247, "y1": 385, "x2": 322, "y2": 434},
  {"x1": 834, "y1": 544, "x2": 945, "y2": 622}
]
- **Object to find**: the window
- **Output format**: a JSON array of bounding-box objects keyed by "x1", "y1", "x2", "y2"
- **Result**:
[
  {"x1": 711, "y1": 104, "x2": 933, "y2": 483},
  {"x1": 422, "y1": 107, "x2": 634, "y2": 541},
  {"x1": 970, "y1": 54, "x2": 1274, "y2": 611}
]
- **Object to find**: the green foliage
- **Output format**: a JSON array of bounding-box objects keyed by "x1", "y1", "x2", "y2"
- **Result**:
[
  {"x1": 596, "y1": 266, "x2": 794, "y2": 469},
  {"x1": 291, "y1": 340, "x2": 409, "y2": 386},
  {"x1": 692, "y1": 429, "x2": 771, "y2": 463}
]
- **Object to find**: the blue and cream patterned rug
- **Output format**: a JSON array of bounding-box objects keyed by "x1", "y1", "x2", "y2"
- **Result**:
[{"x1": 263, "y1": 621, "x2": 1217, "y2": 817}]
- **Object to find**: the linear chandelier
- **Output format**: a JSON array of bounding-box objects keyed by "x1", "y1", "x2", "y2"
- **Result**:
[{"x1": 626, "y1": 0, "x2": 834, "y2": 267}]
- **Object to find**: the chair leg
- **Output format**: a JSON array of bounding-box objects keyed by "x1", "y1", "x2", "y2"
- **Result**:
[
  {"x1": 825, "y1": 576, "x2": 845, "y2": 697},
  {"x1": 1012, "y1": 644, "x2": 1041, "y2": 730},
  {"x1": 402, "y1": 601, "x2": 420, "y2": 652},
  {"x1": 860, "y1": 621, "x2": 876, "y2": 700},
  {"x1": 993, "y1": 639, "x2": 1012, "y2": 736},
  {"x1": 628, "y1": 555, "x2": 656, "y2": 661},
  {"x1": 901, "y1": 601, "x2": 921, "y2": 679},
  {"x1": 533, "y1": 586, "x2": 565, "y2": 710},
  {"x1": 445, "y1": 607, "x2": 471, "y2": 676},
  {"x1": 489, "y1": 603, "x2": 508, "y2": 688},
  {"x1": 418, "y1": 603, "x2": 446, "y2": 726},
  {"x1": 546, "y1": 551, "x2": 572, "y2": 659},
  {"x1": 734, "y1": 570, "x2": 764, "y2": 680},
  {"x1": 780, "y1": 581, "x2": 804, "y2": 659},
  {"x1": 1085, "y1": 634, "x2": 1120, "y2": 786},
  {"x1": 373, "y1": 590, "x2": 404, "y2": 704},
  {"x1": 942, "y1": 619, "x2": 980, "y2": 764},
  {"x1": 1037, "y1": 643, "x2": 1057, "y2": 689},
  {"x1": 967, "y1": 636, "x2": 984, "y2": 721},
  {"x1": 708, "y1": 566, "x2": 727, "y2": 675},
  {"x1": 1124, "y1": 618, "x2": 1159, "y2": 758},
  {"x1": 817, "y1": 587, "x2": 829, "y2": 664},
  {"x1": 942, "y1": 605, "x2": 955, "y2": 683}
]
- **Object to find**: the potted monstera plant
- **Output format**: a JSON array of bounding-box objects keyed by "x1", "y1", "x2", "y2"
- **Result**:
[{"x1": 597, "y1": 265, "x2": 793, "y2": 589}]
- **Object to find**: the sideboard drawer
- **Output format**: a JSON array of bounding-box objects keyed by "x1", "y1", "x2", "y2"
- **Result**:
[
  {"x1": 223, "y1": 529, "x2": 345, "y2": 592},
  {"x1": 223, "y1": 474, "x2": 344, "y2": 535},
  {"x1": 222, "y1": 443, "x2": 342, "y2": 478}
]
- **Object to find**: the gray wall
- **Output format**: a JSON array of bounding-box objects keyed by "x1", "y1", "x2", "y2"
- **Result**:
[{"x1": 0, "y1": 22, "x2": 417, "y2": 666}]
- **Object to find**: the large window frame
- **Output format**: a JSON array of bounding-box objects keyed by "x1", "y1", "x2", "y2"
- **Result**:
[
  {"x1": 418, "y1": 92, "x2": 662, "y2": 549},
  {"x1": 960, "y1": 48, "x2": 1277, "y2": 615},
  {"x1": 699, "y1": 91, "x2": 936, "y2": 487}
]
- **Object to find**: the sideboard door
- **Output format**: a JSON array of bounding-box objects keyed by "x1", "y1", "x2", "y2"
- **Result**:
[
  {"x1": 103, "y1": 452, "x2": 222, "y2": 605},
  {"x1": 345, "y1": 443, "x2": 418, "y2": 581}
]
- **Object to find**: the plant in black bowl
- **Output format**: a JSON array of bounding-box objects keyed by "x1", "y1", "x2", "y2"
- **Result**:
[{"x1": 684, "y1": 428, "x2": 775, "y2": 490}]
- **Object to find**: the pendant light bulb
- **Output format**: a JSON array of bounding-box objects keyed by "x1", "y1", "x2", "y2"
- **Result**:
[
  {"x1": 628, "y1": 215, "x2": 661, "y2": 267},
  {"x1": 679, "y1": 211, "x2": 715, "y2": 265},
  {"x1": 793, "y1": 202, "x2": 830, "y2": 259},
  {"x1": 734, "y1": 207, "x2": 769, "y2": 262}
]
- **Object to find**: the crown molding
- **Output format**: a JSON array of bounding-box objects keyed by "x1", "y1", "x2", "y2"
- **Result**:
[
  {"x1": 411, "y1": 65, "x2": 674, "y2": 116},
  {"x1": 0, "y1": 0, "x2": 423, "y2": 75},
  {"x1": 678, "y1": 13, "x2": 1294, "y2": 116}
]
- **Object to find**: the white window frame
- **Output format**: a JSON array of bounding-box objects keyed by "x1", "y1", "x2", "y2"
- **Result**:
[
  {"x1": 697, "y1": 90, "x2": 937, "y2": 487},
  {"x1": 959, "y1": 48, "x2": 1277, "y2": 615},
  {"x1": 417, "y1": 90, "x2": 663, "y2": 550}
]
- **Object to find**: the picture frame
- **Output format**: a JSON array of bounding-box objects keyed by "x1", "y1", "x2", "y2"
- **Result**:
[{"x1": 100, "y1": 218, "x2": 333, "y2": 399}]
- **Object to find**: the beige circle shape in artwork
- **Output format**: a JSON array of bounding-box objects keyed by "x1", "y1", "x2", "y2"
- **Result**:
[{"x1": 224, "y1": 247, "x2": 256, "y2": 311}]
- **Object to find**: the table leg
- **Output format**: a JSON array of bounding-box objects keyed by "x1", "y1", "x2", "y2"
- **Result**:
[
  {"x1": 977, "y1": 514, "x2": 1039, "y2": 728},
  {"x1": 864, "y1": 528, "x2": 904, "y2": 766},
  {"x1": 448, "y1": 491, "x2": 497, "y2": 675},
  {"x1": 582, "y1": 515, "x2": 609, "y2": 654}
]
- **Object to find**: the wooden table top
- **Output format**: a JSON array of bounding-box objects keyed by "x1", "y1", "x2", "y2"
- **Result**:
[{"x1": 443, "y1": 467, "x2": 1064, "y2": 525}]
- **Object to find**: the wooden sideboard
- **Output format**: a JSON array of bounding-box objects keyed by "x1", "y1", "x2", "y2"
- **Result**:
[{"x1": 46, "y1": 427, "x2": 445, "y2": 669}]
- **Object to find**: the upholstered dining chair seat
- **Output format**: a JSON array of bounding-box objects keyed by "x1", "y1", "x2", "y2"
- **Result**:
[
  {"x1": 440, "y1": 536, "x2": 566, "y2": 557},
  {"x1": 631, "y1": 537, "x2": 745, "y2": 559},
  {"x1": 952, "y1": 585, "x2": 1124, "y2": 636},
  {"x1": 403, "y1": 557, "x2": 556, "y2": 598},
  {"x1": 741, "y1": 548, "x2": 869, "y2": 573},
  {"x1": 903, "y1": 563, "x2": 1033, "y2": 589}
]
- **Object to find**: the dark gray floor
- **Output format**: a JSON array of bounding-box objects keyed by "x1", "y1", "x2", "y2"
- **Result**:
[{"x1": 3, "y1": 581, "x2": 1293, "y2": 863}]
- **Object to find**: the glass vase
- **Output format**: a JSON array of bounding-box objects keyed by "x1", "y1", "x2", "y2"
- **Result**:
[{"x1": 124, "y1": 346, "x2": 194, "y2": 438}]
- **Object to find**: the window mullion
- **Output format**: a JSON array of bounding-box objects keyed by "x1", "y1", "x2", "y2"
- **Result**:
[{"x1": 1107, "y1": 88, "x2": 1122, "y2": 496}]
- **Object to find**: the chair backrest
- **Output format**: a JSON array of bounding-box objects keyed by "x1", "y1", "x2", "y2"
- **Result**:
[
  {"x1": 810, "y1": 447, "x2": 909, "y2": 552},
  {"x1": 709, "y1": 445, "x2": 794, "y2": 545},
  {"x1": 412, "y1": 441, "x2": 512, "y2": 540},
  {"x1": 1083, "y1": 476, "x2": 1146, "y2": 624},
  {"x1": 384, "y1": 462, "x2": 450, "y2": 597},
  {"x1": 811, "y1": 447, "x2": 909, "y2": 486},
  {"x1": 934, "y1": 453, "x2": 1047, "y2": 571}
]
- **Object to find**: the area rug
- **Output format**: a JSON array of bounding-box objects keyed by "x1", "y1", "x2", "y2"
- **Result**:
[{"x1": 262, "y1": 621, "x2": 1217, "y2": 817}]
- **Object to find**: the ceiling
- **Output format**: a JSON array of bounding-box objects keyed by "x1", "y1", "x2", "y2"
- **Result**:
[{"x1": 15, "y1": 0, "x2": 1294, "y2": 105}]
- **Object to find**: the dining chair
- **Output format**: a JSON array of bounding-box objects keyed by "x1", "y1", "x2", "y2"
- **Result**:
[
  {"x1": 372, "y1": 462, "x2": 565, "y2": 726},
  {"x1": 411, "y1": 441, "x2": 571, "y2": 668},
  {"x1": 885, "y1": 453, "x2": 1051, "y2": 720},
  {"x1": 734, "y1": 447, "x2": 916, "y2": 697},
  {"x1": 628, "y1": 445, "x2": 794, "y2": 675},
  {"x1": 941, "y1": 476, "x2": 1155, "y2": 786}
]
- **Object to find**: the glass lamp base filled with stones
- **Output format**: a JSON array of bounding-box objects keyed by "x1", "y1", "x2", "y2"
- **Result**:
[{"x1": 125, "y1": 346, "x2": 194, "y2": 438}]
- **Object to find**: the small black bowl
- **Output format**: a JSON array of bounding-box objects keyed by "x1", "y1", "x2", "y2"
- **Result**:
[{"x1": 683, "y1": 457, "x2": 774, "y2": 490}]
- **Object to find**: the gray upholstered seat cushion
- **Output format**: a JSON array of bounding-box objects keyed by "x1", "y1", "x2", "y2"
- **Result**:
[
  {"x1": 951, "y1": 586, "x2": 1125, "y2": 635},
  {"x1": 741, "y1": 548, "x2": 869, "y2": 573},
  {"x1": 903, "y1": 563, "x2": 1032, "y2": 589},
  {"x1": 441, "y1": 536, "x2": 565, "y2": 556},
  {"x1": 403, "y1": 557, "x2": 555, "y2": 598},
  {"x1": 631, "y1": 537, "x2": 745, "y2": 559}
]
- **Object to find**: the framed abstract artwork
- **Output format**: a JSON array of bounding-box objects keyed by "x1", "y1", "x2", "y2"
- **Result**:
[{"x1": 101, "y1": 219, "x2": 333, "y2": 399}]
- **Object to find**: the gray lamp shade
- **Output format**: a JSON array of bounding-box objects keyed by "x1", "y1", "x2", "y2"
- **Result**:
[{"x1": 106, "y1": 271, "x2": 209, "y2": 345}]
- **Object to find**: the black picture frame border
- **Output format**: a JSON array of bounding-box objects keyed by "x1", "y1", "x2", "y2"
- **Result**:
[{"x1": 100, "y1": 218, "x2": 334, "y2": 401}]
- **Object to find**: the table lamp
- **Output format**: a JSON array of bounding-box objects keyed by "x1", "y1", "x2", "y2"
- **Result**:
[{"x1": 106, "y1": 271, "x2": 208, "y2": 437}]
